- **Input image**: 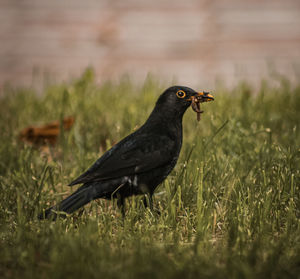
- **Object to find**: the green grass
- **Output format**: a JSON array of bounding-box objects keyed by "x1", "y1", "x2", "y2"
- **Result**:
[{"x1": 0, "y1": 70, "x2": 299, "y2": 278}]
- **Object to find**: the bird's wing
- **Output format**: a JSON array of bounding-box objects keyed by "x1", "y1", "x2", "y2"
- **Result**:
[{"x1": 68, "y1": 132, "x2": 177, "y2": 186}]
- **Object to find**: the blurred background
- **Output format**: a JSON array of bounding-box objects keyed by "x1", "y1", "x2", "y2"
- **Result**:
[{"x1": 1, "y1": 0, "x2": 300, "y2": 90}]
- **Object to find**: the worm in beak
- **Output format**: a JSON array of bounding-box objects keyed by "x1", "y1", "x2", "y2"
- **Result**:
[{"x1": 190, "y1": 92, "x2": 214, "y2": 121}]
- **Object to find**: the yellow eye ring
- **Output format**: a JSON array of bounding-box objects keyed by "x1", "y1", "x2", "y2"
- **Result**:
[{"x1": 176, "y1": 90, "x2": 186, "y2": 98}]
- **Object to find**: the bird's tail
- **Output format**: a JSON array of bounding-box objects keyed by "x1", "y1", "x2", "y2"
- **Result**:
[{"x1": 38, "y1": 186, "x2": 93, "y2": 220}]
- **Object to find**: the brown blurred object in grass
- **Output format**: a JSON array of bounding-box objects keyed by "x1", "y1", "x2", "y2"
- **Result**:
[{"x1": 19, "y1": 116, "x2": 75, "y2": 146}]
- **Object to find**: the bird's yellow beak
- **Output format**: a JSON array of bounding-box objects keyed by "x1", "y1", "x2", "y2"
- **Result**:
[{"x1": 196, "y1": 91, "x2": 214, "y2": 102}]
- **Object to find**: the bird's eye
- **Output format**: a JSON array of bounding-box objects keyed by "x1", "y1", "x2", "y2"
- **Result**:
[{"x1": 176, "y1": 90, "x2": 186, "y2": 98}]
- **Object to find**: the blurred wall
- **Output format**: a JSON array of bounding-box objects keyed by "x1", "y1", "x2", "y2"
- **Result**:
[{"x1": 1, "y1": 0, "x2": 300, "y2": 89}]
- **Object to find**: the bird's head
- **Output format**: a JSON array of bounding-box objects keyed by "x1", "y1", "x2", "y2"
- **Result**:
[{"x1": 155, "y1": 86, "x2": 214, "y2": 121}]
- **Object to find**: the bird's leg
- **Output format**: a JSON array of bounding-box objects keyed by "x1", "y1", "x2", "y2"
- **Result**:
[
  {"x1": 143, "y1": 194, "x2": 153, "y2": 211},
  {"x1": 117, "y1": 193, "x2": 125, "y2": 217},
  {"x1": 77, "y1": 208, "x2": 85, "y2": 217},
  {"x1": 111, "y1": 182, "x2": 126, "y2": 217},
  {"x1": 143, "y1": 194, "x2": 161, "y2": 215}
]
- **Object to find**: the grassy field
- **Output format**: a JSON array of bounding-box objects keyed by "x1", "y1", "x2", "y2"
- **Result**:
[{"x1": 0, "y1": 71, "x2": 299, "y2": 278}]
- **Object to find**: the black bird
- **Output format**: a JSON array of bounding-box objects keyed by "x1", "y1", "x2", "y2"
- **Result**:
[{"x1": 39, "y1": 86, "x2": 214, "y2": 219}]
